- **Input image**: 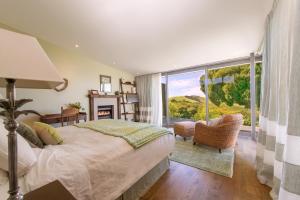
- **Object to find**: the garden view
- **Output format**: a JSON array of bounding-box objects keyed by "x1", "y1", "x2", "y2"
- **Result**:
[{"x1": 166, "y1": 63, "x2": 261, "y2": 126}]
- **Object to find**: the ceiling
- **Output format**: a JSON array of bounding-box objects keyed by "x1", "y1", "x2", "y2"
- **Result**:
[{"x1": 0, "y1": 0, "x2": 273, "y2": 75}]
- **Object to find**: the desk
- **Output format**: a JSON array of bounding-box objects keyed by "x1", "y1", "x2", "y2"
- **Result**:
[{"x1": 40, "y1": 112, "x2": 87, "y2": 124}]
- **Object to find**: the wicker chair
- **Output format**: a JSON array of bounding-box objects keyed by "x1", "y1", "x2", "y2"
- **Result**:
[
  {"x1": 193, "y1": 114, "x2": 243, "y2": 153},
  {"x1": 60, "y1": 107, "x2": 79, "y2": 127}
]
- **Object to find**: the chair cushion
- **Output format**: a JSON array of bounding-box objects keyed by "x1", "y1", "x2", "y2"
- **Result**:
[
  {"x1": 208, "y1": 118, "x2": 222, "y2": 127},
  {"x1": 174, "y1": 121, "x2": 195, "y2": 137},
  {"x1": 33, "y1": 122, "x2": 63, "y2": 145},
  {"x1": 16, "y1": 122, "x2": 44, "y2": 148},
  {"x1": 221, "y1": 114, "x2": 242, "y2": 124}
]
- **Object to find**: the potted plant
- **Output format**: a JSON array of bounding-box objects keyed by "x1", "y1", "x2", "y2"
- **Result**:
[{"x1": 68, "y1": 102, "x2": 85, "y2": 112}]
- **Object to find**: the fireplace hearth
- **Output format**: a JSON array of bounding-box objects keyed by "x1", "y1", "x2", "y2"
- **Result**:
[
  {"x1": 88, "y1": 94, "x2": 120, "y2": 121},
  {"x1": 98, "y1": 105, "x2": 114, "y2": 119}
]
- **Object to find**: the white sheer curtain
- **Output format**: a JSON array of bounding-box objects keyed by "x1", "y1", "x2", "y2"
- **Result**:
[
  {"x1": 136, "y1": 73, "x2": 162, "y2": 126},
  {"x1": 256, "y1": 0, "x2": 300, "y2": 199}
]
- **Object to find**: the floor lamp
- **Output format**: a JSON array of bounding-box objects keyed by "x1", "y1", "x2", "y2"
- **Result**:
[{"x1": 0, "y1": 28, "x2": 63, "y2": 200}]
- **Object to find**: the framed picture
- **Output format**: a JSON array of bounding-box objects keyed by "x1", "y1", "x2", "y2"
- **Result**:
[
  {"x1": 90, "y1": 90, "x2": 99, "y2": 95},
  {"x1": 100, "y1": 75, "x2": 112, "y2": 93}
]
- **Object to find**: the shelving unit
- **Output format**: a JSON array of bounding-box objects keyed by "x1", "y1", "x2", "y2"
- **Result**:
[{"x1": 119, "y1": 79, "x2": 140, "y2": 121}]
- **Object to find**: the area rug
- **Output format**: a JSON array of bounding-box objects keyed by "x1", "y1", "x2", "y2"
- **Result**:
[{"x1": 170, "y1": 138, "x2": 235, "y2": 178}]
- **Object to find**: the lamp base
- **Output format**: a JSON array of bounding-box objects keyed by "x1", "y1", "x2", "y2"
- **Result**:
[
  {"x1": 7, "y1": 193, "x2": 23, "y2": 200},
  {"x1": 0, "y1": 79, "x2": 40, "y2": 200}
]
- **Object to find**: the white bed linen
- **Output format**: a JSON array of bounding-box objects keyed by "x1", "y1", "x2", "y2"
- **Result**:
[{"x1": 0, "y1": 126, "x2": 174, "y2": 200}]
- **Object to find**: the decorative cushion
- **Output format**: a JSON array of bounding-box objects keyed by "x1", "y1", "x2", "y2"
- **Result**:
[
  {"x1": 208, "y1": 118, "x2": 222, "y2": 127},
  {"x1": 221, "y1": 114, "x2": 242, "y2": 124},
  {"x1": 0, "y1": 118, "x2": 37, "y2": 176},
  {"x1": 33, "y1": 122, "x2": 63, "y2": 145},
  {"x1": 16, "y1": 123, "x2": 44, "y2": 148},
  {"x1": 0, "y1": 169, "x2": 8, "y2": 185}
]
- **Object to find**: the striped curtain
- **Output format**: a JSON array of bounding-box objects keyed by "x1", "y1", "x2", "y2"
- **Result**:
[
  {"x1": 256, "y1": 0, "x2": 300, "y2": 199},
  {"x1": 136, "y1": 73, "x2": 162, "y2": 126}
]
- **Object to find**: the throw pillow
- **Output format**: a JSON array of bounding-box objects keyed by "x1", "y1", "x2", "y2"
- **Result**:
[
  {"x1": 33, "y1": 122, "x2": 63, "y2": 145},
  {"x1": 0, "y1": 118, "x2": 37, "y2": 176},
  {"x1": 208, "y1": 118, "x2": 222, "y2": 126},
  {"x1": 16, "y1": 123, "x2": 44, "y2": 148}
]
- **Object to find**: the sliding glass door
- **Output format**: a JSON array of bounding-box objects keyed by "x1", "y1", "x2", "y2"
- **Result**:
[
  {"x1": 162, "y1": 70, "x2": 206, "y2": 126},
  {"x1": 162, "y1": 58, "x2": 262, "y2": 134},
  {"x1": 206, "y1": 64, "x2": 251, "y2": 127}
]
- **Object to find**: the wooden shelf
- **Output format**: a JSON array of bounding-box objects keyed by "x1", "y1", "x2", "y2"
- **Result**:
[
  {"x1": 120, "y1": 92, "x2": 137, "y2": 95},
  {"x1": 121, "y1": 112, "x2": 135, "y2": 115},
  {"x1": 120, "y1": 82, "x2": 136, "y2": 86},
  {"x1": 119, "y1": 78, "x2": 139, "y2": 122},
  {"x1": 121, "y1": 102, "x2": 138, "y2": 104}
]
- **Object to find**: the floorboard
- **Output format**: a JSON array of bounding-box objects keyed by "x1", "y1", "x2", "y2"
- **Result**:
[{"x1": 141, "y1": 135, "x2": 271, "y2": 200}]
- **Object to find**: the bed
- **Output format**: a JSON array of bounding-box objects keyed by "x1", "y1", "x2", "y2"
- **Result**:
[{"x1": 0, "y1": 124, "x2": 175, "y2": 200}]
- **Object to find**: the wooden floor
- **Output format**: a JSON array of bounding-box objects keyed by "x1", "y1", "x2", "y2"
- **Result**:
[{"x1": 141, "y1": 135, "x2": 271, "y2": 200}]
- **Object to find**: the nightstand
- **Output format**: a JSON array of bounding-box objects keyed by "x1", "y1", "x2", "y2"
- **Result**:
[{"x1": 24, "y1": 180, "x2": 76, "y2": 200}]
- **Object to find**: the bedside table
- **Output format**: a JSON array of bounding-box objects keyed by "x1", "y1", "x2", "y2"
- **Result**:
[{"x1": 24, "y1": 180, "x2": 76, "y2": 200}]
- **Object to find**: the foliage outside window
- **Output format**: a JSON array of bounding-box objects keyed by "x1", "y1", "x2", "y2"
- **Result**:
[{"x1": 167, "y1": 63, "x2": 261, "y2": 126}]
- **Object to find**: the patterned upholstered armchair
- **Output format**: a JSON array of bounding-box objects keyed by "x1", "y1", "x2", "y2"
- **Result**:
[{"x1": 193, "y1": 114, "x2": 243, "y2": 153}]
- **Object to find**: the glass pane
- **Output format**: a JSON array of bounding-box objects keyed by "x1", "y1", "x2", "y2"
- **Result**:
[
  {"x1": 167, "y1": 70, "x2": 207, "y2": 124},
  {"x1": 206, "y1": 64, "x2": 251, "y2": 127},
  {"x1": 161, "y1": 76, "x2": 167, "y2": 126},
  {"x1": 255, "y1": 62, "x2": 262, "y2": 127}
]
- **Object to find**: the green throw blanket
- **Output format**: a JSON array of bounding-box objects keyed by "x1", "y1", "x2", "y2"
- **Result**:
[{"x1": 74, "y1": 119, "x2": 170, "y2": 148}]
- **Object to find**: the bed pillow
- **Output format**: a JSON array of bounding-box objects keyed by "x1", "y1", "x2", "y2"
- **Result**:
[
  {"x1": 0, "y1": 118, "x2": 37, "y2": 176},
  {"x1": 16, "y1": 123, "x2": 44, "y2": 148},
  {"x1": 33, "y1": 122, "x2": 63, "y2": 145},
  {"x1": 0, "y1": 169, "x2": 8, "y2": 185}
]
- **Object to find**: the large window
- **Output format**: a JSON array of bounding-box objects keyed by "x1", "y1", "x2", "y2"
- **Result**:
[
  {"x1": 205, "y1": 64, "x2": 251, "y2": 126},
  {"x1": 162, "y1": 60, "x2": 262, "y2": 131},
  {"x1": 167, "y1": 70, "x2": 206, "y2": 124}
]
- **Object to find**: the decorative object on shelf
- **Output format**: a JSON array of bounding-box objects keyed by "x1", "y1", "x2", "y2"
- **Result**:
[
  {"x1": 0, "y1": 28, "x2": 63, "y2": 200},
  {"x1": 54, "y1": 78, "x2": 68, "y2": 92},
  {"x1": 90, "y1": 90, "x2": 99, "y2": 95},
  {"x1": 131, "y1": 87, "x2": 136, "y2": 93},
  {"x1": 100, "y1": 75, "x2": 112, "y2": 94},
  {"x1": 119, "y1": 78, "x2": 139, "y2": 122}
]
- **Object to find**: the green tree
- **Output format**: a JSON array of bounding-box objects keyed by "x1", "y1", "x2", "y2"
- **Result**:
[{"x1": 200, "y1": 64, "x2": 261, "y2": 109}]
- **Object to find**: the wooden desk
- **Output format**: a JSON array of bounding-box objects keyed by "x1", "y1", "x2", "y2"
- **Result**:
[
  {"x1": 40, "y1": 112, "x2": 87, "y2": 124},
  {"x1": 24, "y1": 180, "x2": 76, "y2": 200}
]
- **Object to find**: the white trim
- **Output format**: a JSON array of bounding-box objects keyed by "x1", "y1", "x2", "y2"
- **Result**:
[
  {"x1": 266, "y1": 120, "x2": 277, "y2": 136},
  {"x1": 274, "y1": 159, "x2": 283, "y2": 180},
  {"x1": 284, "y1": 135, "x2": 300, "y2": 165},
  {"x1": 264, "y1": 149, "x2": 275, "y2": 166},
  {"x1": 279, "y1": 187, "x2": 300, "y2": 200}
]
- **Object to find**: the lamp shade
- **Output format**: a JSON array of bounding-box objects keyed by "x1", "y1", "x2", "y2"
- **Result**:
[{"x1": 0, "y1": 28, "x2": 63, "y2": 89}]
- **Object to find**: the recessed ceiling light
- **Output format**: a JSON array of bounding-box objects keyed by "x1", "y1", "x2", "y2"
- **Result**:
[{"x1": 75, "y1": 44, "x2": 79, "y2": 48}]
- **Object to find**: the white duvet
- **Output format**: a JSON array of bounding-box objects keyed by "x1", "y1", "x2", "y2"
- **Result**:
[{"x1": 0, "y1": 126, "x2": 174, "y2": 200}]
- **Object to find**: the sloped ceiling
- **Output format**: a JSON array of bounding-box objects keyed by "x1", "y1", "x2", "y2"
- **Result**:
[{"x1": 0, "y1": 0, "x2": 273, "y2": 74}]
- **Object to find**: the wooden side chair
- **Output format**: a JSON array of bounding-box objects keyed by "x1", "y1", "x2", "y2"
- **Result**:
[{"x1": 60, "y1": 107, "x2": 79, "y2": 127}]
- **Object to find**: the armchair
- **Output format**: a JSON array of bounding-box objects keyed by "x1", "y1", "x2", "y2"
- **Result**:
[{"x1": 193, "y1": 114, "x2": 243, "y2": 153}]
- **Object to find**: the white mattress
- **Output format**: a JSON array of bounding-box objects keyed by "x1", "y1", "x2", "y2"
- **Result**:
[{"x1": 0, "y1": 126, "x2": 175, "y2": 200}]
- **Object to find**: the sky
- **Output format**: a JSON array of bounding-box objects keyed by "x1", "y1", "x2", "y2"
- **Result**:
[{"x1": 164, "y1": 70, "x2": 206, "y2": 97}]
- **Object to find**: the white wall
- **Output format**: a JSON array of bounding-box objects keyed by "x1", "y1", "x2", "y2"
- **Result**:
[{"x1": 0, "y1": 37, "x2": 134, "y2": 121}]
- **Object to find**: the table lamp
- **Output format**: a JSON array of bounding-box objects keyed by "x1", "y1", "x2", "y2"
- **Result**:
[{"x1": 0, "y1": 28, "x2": 63, "y2": 200}]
